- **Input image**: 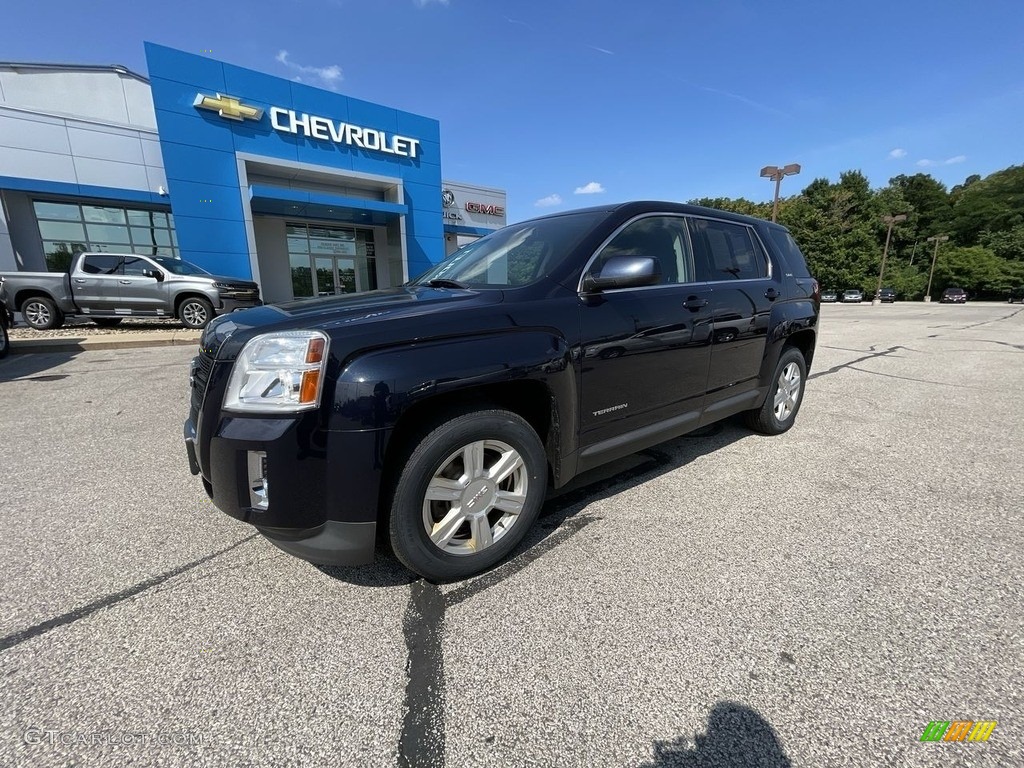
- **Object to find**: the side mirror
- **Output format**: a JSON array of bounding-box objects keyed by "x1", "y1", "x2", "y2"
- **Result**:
[
  {"x1": 581, "y1": 256, "x2": 661, "y2": 292},
  {"x1": 145, "y1": 269, "x2": 165, "y2": 282}
]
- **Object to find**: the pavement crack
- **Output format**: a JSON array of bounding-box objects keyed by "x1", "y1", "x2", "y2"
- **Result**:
[
  {"x1": 0, "y1": 534, "x2": 258, "y2": 653},
  {"x1": 398, "y1": 581, "x2": 446, "y2": 768}
]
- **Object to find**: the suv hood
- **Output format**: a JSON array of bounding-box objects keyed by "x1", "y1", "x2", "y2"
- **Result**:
[{"x1": 202, "y1": 285, "x2": 505, "y2": 359}]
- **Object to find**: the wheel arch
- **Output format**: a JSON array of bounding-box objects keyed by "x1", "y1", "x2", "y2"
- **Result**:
[
  {"x1": 13, "y1": 290, "x2": 58, "y2": 313},
  {"x1": 173, "y1": 291, "x2": 213, "y2": 317}
]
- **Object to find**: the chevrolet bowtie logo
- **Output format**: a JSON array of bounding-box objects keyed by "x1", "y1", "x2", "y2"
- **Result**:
[{"x1": 193, "y1": 93, "x2": 263, "y2": 122}]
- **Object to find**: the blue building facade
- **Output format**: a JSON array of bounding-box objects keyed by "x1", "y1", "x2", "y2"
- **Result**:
[{"x1": 0, "y1": 46, "x2": 506, "y2": 304}]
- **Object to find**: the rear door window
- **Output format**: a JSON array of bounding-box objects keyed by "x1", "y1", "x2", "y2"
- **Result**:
[
  {"x1": 80, "y1": 255, "x2": 120, "y2": 275},
  {"x1": 688, "y1": 218, "x2": 768, "y2": 281}
]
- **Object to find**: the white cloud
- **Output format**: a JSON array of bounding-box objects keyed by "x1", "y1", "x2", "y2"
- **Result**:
[
  {"x1": 589, "y1": 46, "x2": 615, "y2": 55},
  {"x1": 414, "y1": 0, "x2": 449, "y2": 6},
  {"x1": 917, "y1": 155, "x2": 967, "y2": 168},
  {"x1": 535, "y1": 194, "x2": 562, "y2": 207},
  {"x1": 888, "y1": 148, "x2": 907, "y2": 159},
  {"x1": 275, "y1": 50, "x2": 343, "y2": 89},
  {"x1": 574, "y1": 182, "x2": 605, "y2": 195}
]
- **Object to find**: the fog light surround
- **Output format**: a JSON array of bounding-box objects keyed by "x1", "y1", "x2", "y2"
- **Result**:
[{"x1": 248, "y1": 450, "x2": 269, "y2": 510}]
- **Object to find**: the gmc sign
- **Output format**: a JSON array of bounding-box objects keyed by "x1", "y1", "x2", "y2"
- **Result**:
[{"x1": 465, "y1": 202, "x2": 505, "y2": 216}]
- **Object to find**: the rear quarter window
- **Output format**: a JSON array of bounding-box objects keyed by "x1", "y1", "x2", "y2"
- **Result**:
[{"x1": 767, "y1": 228, "x2": 812, "y2": 278}]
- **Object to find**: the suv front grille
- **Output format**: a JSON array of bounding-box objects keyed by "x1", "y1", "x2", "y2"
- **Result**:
[{"x1": 190, "y1": 351, "x2": 215, "y2": 414}]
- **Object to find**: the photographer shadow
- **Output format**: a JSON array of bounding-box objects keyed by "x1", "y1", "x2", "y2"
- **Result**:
[{"x1": 640, "y1": 702, "x2": 792, "y2": 768}]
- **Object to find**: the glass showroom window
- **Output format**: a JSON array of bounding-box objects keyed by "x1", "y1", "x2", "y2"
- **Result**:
[
  {"x1": 285, "y1": 222, "x2": 377, "y2": 299},
  {"x1": 34, "y1": 200, "x2": 179, "y2": 272}
]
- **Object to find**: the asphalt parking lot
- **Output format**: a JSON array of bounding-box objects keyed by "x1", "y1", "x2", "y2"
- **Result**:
[{"x1": 1, "y1": 302, "x2": 1021, "y2": 767}]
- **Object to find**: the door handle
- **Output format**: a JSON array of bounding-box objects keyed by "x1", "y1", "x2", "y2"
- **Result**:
[
  {"x1": 683, "y1": 296, "x2": 709, "y2": 311},
  {"x1": 73, "y1": 279, "x2": 86, "y2": 284},
  {"x1": 765, "y1": 288, "x2": 780, "y2": 301},
  {"x1": 118, "y1": 280, "x2": 133, "y2": 285}
]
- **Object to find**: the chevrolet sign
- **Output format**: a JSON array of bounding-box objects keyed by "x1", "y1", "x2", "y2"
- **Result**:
[
  {"x1": 269, "y1": 108, "x2": 420, "y2": 159},
  {"x1": 193, "y1": 93, "x2": 420, "y2": 159},
  {"x1": 193, "y1": 93, "x2": 263, "y2": 122}
]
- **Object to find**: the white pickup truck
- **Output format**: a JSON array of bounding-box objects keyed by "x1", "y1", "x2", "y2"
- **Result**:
[{"x1": 0, "y1": 252, "x2": 261, "y2": 330}]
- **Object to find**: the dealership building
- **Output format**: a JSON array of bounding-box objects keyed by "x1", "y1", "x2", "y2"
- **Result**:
[{"x1": 0, "y1": 43, "x2": 506, "y2": 302}]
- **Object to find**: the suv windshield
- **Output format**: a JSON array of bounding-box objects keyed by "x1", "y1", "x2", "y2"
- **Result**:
[
  {"x1": 410, "y1": 211, "x2": 605, "y2": 288},
  {"x1": 152, "y1": 256, "x2": 210, "y2": 276}
]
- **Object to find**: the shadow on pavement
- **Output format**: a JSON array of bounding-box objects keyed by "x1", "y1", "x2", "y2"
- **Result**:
[
  {"x1": 320, "y1": 418, "x2": 749, "y2": 588},
  {"x1": 0, "y1": 348, "x2": 81, "y2": 380},
  {"x1": 640, "y1": 702, "x2": 792, "y2": 768}
]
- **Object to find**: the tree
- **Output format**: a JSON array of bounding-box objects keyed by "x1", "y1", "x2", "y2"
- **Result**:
[
  {"x1": 932, "y1": 246, "x2": 1024, "y2": 298},
  {"x1": 885, "y1": 173, "x2": 951, "y2": 237},
  {"x1": 950, "y1": 165, "x2": 1024, "y2": 245}
]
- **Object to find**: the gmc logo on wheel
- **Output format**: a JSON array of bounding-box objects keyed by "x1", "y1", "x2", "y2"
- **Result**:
[{"x1": 465, "y1": 202, "x2": 505, "y2": 216}]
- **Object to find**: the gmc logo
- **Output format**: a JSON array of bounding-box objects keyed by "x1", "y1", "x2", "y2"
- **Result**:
[{"x1": 465, "y1": 202, "x2": 505, "y2": 216}]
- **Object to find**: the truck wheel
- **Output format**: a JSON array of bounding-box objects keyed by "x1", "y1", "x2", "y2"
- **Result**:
[
  {"x1": 179, "y1": 297, "x2": 214, "y2": 329},
  {"x1": 0, "y1": 321, "x2": 8, "y2": 359},
  {"x1": 389, "y1": 409, "x2": 547, "y2": 582},
  {"x1": 92, "y1": 318, "x2": 123, "y2": 328},
  {"x1": 745, "y1": 346, "x2": 807, "y2": 435},
  {"x1": 21, "y1": 297, "x2": 64, "y2": 330}
]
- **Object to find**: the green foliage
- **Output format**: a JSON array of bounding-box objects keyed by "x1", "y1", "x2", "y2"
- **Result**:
[
  {"x1": 688, "y1": 164, "x2": 1024, "y2": 300},
  {"x1": 979, "y1": 224, "x2": 1024, "y2": 261},
  {"x1": 931, "y1": 246, "x2": 1022, "y2": 298},
  {"x1": 950, "y1": 165, "x2": 1024, "y2": 245}
]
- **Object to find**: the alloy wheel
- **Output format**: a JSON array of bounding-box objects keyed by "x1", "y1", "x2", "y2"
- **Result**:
[
  {"x1": 421, "y1": 439, "x2": 529, "y2": 556},
  {"x1": 773, "y1": 362, "x2": 803, "y2": 422}
]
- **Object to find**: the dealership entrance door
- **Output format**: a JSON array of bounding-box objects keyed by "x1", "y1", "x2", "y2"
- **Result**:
[{"x1": 286, "y1": 223, "x2": 378, "y2": 298}]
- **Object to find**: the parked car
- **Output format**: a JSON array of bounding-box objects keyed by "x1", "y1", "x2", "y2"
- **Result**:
[
  {"x1": 0, "y1": 276, "x2": 12, "y2": 360},
  {"x1": 940, "y1": 287, "x2": 967, "y2": 304},
  {"x1": 0, "y1": 253, "x2": 261, "y2": 330},
  {"x1": 1007, "y1": 286, "x2": 1024, "y2": 304},
  {"x1": 842, "y1": 289, "x2": 864, "y2": 303},
  {"x1": 821, "y1": 289, "x2": 838, "y2": 303},
  {"x1": 877, "y1": 287, "x2": 896, "y2": 303},
  {"x1": 184, "y1": 201, "x2": 820, "y2": 581}
]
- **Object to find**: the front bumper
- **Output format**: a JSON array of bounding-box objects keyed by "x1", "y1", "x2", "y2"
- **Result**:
[
  {"x1": 183, "y1": 412, "x2": 383, "y2": 567},
  {"x1": 216, "y1": 297, "x2": 263, "y2": 314},
  {"x1": 261, "y1": 521, "x2": 376, "y2": 566}
]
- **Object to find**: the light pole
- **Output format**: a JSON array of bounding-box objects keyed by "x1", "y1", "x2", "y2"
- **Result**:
[
  {"x1": 873, "y1": 213, "x2": 907, "y2": 305},
  {"x1": 924, "y1": 234, "x2": 949, "y2": 302},
  {"x1": 760, "y1": 163, "x2": 801, "y2": 222}
]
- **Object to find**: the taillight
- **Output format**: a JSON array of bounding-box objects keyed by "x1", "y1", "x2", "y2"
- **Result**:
[{"x1": 811, "y1": 278, "x2": 820, "y2": 302}]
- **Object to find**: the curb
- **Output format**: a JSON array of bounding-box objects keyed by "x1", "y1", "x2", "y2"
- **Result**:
[{"x1": 10, "y1": 332, "x2": 201, "y2": 354}]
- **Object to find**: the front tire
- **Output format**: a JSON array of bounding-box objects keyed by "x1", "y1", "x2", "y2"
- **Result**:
[
  {"x1": 745, "y1": 346, "x2": 807, "y2": 435},
  {"x1": 178, "y1": 297, "x2": 214, "y2": 329},
  {"x1": 20, "y1": 296, "x2": 64, "y2": 330},
  {"x1": 0, "y1": 321, "x2": 9, "y2": 359},
  {"x1": 388, "y1": 408, "x2": 547, "y2": 582}
]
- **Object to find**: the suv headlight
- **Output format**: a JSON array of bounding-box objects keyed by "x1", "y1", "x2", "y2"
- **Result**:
[{"x1": 224, "y1": 331, "x2": 329, "y2": 412}]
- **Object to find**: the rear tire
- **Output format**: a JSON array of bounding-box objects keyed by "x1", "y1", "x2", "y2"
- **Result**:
[
  {"x1": 745, "y1": 346, "x2": 807, "y2": 435},
  {"x1": 388, "y1": 408, "x2": 547, "y2": 582},
  {"x1": 92, "y1": 318, "x2": 123, "y2": 328},
  {"x1": 0, "y1": 321, "x2": 9, "y2": 359},
  {"x1": 20, "y1": 296, "x2": 64, "y2": 330}
]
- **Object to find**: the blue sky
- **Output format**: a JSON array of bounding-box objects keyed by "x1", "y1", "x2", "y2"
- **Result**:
[{"x1": 2, "y1": 0, "x2": 1022, "y2": 223}]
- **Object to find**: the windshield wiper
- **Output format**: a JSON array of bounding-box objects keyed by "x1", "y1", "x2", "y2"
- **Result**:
[{"x1": 424, "y1": 278, "x2": 467, "y2": 289}]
